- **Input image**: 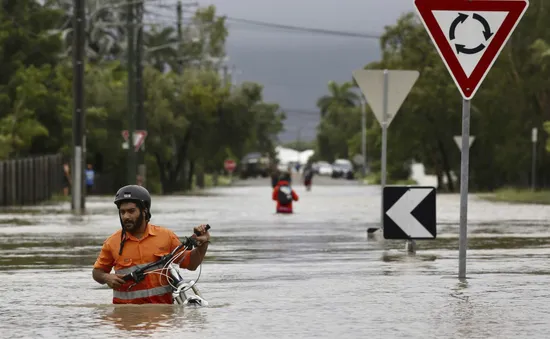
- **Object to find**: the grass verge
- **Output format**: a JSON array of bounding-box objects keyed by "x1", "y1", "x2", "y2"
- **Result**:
[
  {"x1": 477, "y1": 188, "x2": 550, "y2": 205},
  {"x1": 361, "y1": 172, "x2": 417, "y2": 186},
  {"x1": 175, "y1": 174, "x2": 234, "y2": 196}
]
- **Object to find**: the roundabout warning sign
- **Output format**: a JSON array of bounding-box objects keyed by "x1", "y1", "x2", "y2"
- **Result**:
[{"x1": 414, "y1": 0, "x2": 529, "y2": 100}]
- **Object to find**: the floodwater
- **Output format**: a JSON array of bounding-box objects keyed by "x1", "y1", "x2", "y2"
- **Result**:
[{"x1": 1, "y1": 179, "x2": 550, "y2": 339}]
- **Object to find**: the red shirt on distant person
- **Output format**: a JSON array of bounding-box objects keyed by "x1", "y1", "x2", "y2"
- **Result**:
[{"x1": 272, "y1": 179, "x2": 299, "y2": 213}]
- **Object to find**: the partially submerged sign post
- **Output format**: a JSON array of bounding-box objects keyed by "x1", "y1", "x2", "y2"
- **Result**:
[
  {"x1": 352, "y1": 69, "x2": 419, "y2": 233},
  {"x1": 415, "y1": 0, "x2": 529, "y2": 278},
  {"x1": 384, "y1": 186, "x2": 437, "y2": 240}
]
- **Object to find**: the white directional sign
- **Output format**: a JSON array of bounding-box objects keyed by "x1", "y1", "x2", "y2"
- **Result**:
[
  {"x1": 383, "y1": 186, "x2": 436, "y2": 240},
  {"x1": 353, "y1": 69, "x2": 420, "y2": 234},
  {"x1": 352, "y1": 70, "x2": 419, "y2": 126},
  {"x1": 453, "y1": 136, "x2": 475, "y2": 151}
]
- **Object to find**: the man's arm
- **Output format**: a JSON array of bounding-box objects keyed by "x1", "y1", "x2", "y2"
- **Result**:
[
  {"x1": 186, "y1": 224, "x2": 211, "y2": 270},
  {"x1": 187, "y1": 242, "x2": 209, "y2": 271},
  {"x1": 170, "y1": 225, "x2": 210, "y2": 271},
  {"x1": 272, "y1": 186, "x2": 279, "y2": 200},
  {"x1": 92, "y1": 241, "x2": 125, "y2": 288},
  {"x1": 92, "y1": 268, "x2": 111, "y2": 284},
  {"x1": 93, "y1": 268, "x2": 126, "y2": 289}
]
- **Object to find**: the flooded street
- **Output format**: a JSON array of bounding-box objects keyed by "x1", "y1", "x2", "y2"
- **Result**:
[{"x1": 2, "y1": 179, "x2": 550, "y2": 338}]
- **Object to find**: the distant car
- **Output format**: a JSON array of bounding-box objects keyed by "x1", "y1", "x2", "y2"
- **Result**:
[
  {"x1": 239, "y1": 152, "x2": 269, "y2": 179},
  {"x1": 331, "y1": 159, "x2": 354, "y2": 180},
  {"x1": 316, "y1": 161, "x2": 333, "y2": 176}
]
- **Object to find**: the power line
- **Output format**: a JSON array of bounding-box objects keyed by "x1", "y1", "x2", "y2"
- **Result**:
[
  {"x1": 145, "y1": 9, "x2": 382, "y2": 39},
  {"x1": 223, "y1": 16, "x2": 381, "y2": 39},
  {"x1": 280, "y1": 108, "x2": 321, "y2": 116}
]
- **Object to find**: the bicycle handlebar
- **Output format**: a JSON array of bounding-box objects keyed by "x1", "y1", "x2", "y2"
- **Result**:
[
  {"x1": 121, "y1": 224, "x2": 211, "y2": 283},
  {"x1": 194, "y1": 224, "x2": 211, "y2": 236}
]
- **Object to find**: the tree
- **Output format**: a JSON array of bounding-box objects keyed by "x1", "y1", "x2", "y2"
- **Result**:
[
  {"x1": 144, "y1": 27, "x2": 178, "y2": 72},
  {"x1": 0, "y1": 0, "x2": 66, "y2": 159},
  {"x1": 52, "y1": 0, "x2": 127, "y2": 62},
  {"x1": 316, "y1": 81, "x2": 359, "y2": 117}
]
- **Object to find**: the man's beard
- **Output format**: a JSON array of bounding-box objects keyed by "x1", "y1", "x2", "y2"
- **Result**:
[{"x1": 123, "y1": 213, "x2": 144, "y2": 233}]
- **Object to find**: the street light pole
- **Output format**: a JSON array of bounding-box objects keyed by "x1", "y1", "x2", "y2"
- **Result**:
[
  {"x1": 361, "y1": 97, "x2": 367, "y2": 176},
  {"x1": 126, "y1": 0, "x2": 137, "y2": 184},
  {"x1": 136, "y1": 0, "x2": 146, "y2": 186},
  {"x1": 72, "y1": 0, "x2": 86, "y2": 214}
]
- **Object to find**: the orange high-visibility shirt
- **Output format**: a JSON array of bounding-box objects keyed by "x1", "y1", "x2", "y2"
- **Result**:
[{"x1": 93, "y1": 223, "x2": 191, "y2": 304}]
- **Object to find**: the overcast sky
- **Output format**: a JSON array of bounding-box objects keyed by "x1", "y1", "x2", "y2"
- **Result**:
[{"x1": 157, "y1": 0, "x2": 416, "y2": 141}]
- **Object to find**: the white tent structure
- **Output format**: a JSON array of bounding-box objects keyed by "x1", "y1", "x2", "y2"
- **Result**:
[
  {"x1": 298, "y1": 149, "x2": 315, "y2": 163},
  {"x1": 275, "y1": 146, "x2": 315, "y2": 171}
]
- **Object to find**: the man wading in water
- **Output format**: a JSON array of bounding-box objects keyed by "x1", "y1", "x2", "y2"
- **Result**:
[{"x1": 92, "y1": 185, "x2": 211, "y2": 304}]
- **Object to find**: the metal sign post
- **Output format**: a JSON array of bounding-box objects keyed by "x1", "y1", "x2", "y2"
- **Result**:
[
  {"x1": 532, "y1": 127, "x2": 537, "y2": 191},
  {"x1": 380, "y1": 70, "x2": 389, "y2": 227},
  {"x1": 352, "y1": 69, "x2": 419, "y2": 234},
  {"x1": 458, "y1": 99, "x2": 471, "y2": 278},
  {"x1": 415, "y1": 0, "x2": 529, "y2": 278}
]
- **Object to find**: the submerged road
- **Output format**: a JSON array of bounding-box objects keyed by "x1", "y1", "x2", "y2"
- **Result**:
[{"x1": 1, "y1": 181, "x2": 550, "y2": 338}]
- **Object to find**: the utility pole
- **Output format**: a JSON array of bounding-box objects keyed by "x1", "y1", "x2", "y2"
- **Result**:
[
  {"x1": 136, "y1": 0, "x2": 146, "y2": 186},
  {"x1": 222, "y1": 64, "x2": 229, "y2": 85},
  {"x1": 72, "y1": 0, "x2": 86, "y2": 214},
  {"x1": 176, "y1": 0, "x2": 197, "y2": 189},
  {"x1": 177, "y1": 1, "x2": 183, "y2": 74},
  {"x1": 532, "y1": 127, "x2": 537, "y2": 191},
  {"x1": 126, "y1": 0, "x2": 137, "y2": 184}
]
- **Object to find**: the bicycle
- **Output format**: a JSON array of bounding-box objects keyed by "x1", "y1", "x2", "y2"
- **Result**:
[{"x1": 121, "y1": 225, "x2": 211, "y2": 307}]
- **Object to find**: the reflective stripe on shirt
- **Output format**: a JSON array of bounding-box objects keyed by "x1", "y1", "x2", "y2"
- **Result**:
[{"x1": 113, "y1": 285, "x2": 172, "y2": 300}]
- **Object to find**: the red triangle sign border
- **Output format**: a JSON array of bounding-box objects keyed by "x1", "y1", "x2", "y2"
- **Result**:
[{"x1": 414, "y1": 0, "x2": 529, "y2": 100}]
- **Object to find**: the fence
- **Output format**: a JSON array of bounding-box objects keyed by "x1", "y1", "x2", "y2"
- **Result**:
[{"x1": 0, "y1": 154, "x2": 64, "y2": 207}]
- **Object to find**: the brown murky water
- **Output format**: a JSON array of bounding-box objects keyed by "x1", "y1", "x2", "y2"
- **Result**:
[{"x1": 1, "y1": 181, "x2": 550, "y2": 338}]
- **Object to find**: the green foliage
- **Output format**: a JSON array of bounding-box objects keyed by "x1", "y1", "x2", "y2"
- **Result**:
[
  {"x1": 480, "y1": 188, "x2": 550, "y2": 205},
  {"x1": 316, "y1": 81, "x2": 359, "y2": 117},
  {"x1": 0, "y1": 1, "x2": 65, "y2": 158},
  {"x1": 316, "y1": 105, "x2": 362, "y2": 162},
  {"x1": 0, "y1": 66, "x2": 51, "y2": 157}
]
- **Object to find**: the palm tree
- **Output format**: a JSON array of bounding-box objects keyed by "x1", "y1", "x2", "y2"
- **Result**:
[
  {"x1": 50, "y1": 0, "x2": 126, "y2": 63},
  {"x1": 143, "y1": 27, "x2": 178, "y2": 72},
  {"x1": 316, "y1": 81, "x2": 360, "y2": 117}
]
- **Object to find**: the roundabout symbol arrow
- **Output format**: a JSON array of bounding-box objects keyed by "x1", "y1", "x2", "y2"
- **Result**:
[
  {"x1": 449, "y1": 13, "x2": 467, "y2": 40},
  {"x1": 455, "y1": 43, "x2": 486, "y2": 55},
  {"x1": 448, "y1": 12, "x2": 494, "y2": 55},
  {"x1": 473, "y1": 13, "x2": 494, "y2": 40}
]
